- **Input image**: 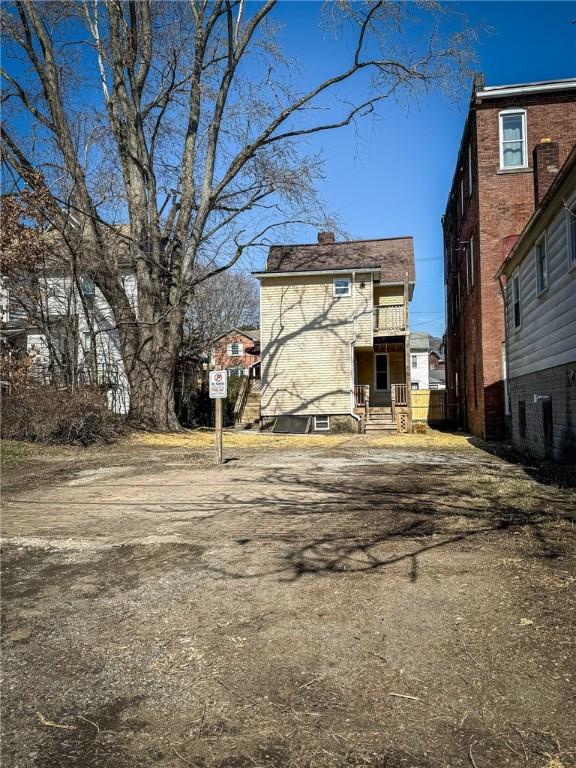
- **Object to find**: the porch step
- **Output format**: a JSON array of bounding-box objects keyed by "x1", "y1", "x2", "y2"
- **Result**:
[
  {"x1": 366, "y1": 422, "x2": 397, "y2": 432},
  {"x1": 368, "y1": 406, "x2": 392, "y2": 414},
  {"x1": 367, "y1": 413, "x2": 394, "y2": 421}
]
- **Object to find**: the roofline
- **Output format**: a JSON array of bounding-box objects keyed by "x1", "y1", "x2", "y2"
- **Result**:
[
  {"x1": 268, "y1": 235, "x2": 413, "y2": 250},
  {"x1": 476, "y1": 77, "x2": 576, "y2": 100},
  {"x1": 210, "y1": 327, "x2": 259, "y2": 343},
  {"x1": 253, "y1": 267, "x2": 382, "y2": 279},
  {"x1": 495, "y1": 143, "x2": 576, "y2": 279}
]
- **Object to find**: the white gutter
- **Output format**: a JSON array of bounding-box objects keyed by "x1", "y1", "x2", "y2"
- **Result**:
[
  {"x1": 477, "y1": 79, "x2": 576, "y2": 99},
  {"x1": 253, "y1": 267, "x2": 381, "y2": 279}
]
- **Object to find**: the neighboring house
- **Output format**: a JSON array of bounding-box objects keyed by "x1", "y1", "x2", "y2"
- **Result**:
[
  {"x1": 496, "y1": 145, "x2": 576, "y2": 462},
  {"x1": 256, "y1": 232, "x2": 415, "y2": 433},
  {"x1": 428, "y1": 336, "x2": 445, "y2": 371},
  {"x1": 429, "y1": 368, "x2": 446, "y2": 391},
  {"x1": 443, "y1": 74, "x2": 576, "y2": 439},
  {"x1": 211, "y1": 328, "x2": 260, "y2": 376},
  {"x1": 409, "y1": 332, "x2": 430, "y2": 390},
  {"x1": 1, "y1": 263, "x2": 133, "y2": 414}
]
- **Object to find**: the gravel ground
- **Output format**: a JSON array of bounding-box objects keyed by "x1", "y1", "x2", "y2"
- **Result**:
[{"x1": 1, "y1": 433, "x2": 575, "y2": 768}]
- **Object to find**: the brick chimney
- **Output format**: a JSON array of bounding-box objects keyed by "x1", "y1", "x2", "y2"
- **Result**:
[
  {"x1": 317, "y1": 231, "x2": 335, "y2": 245},
  {"x1": 533, "y1": 138, "x2": 560, "y2": 207}
]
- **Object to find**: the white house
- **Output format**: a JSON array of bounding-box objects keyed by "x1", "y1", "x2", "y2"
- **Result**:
[
  {"x1": 1, "y1": 264, "x2": 135, "y2": 414},
  {"x1": 409, "y1": 332, "x2": 430, "y2": 390},
  {"x1": 497, "y1": 145, "x2": 576, "y2": 461}
]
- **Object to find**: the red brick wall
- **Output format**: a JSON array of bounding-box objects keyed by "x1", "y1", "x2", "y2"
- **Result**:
[
  {"x1": 475, "y1": 93, "x2": 576, "y2": 438},
  {"x1": 444, "y1": 88, "x2": 576, "y2": 439},
  {"x1": 212, "y1": 331, "x2": 260, "y2": 372}
]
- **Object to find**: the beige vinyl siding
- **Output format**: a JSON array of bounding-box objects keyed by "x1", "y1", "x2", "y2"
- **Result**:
[
  {"x1": 373, "y1": 284, "x2": 405, "y2": 306},
  {"x1": 506, "y1": 187, "x2": 576, "y2": 379},
  {"x1": 261, "y1": 273, "x2": 371, "y2": 416}
]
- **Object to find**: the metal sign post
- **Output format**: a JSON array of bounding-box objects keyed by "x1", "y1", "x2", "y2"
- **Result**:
[{"x1": 209, "y1": 370, "x2": 227, "y2": 464}]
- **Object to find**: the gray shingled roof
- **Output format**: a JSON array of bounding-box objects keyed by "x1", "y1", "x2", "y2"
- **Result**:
[{"x1": 265, "y1": 237, "x2": 415, "y2": 283}]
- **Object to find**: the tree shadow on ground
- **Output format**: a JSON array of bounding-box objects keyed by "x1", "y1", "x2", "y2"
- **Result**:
[
  {"x1": 197, "y1": 457, "x2": 574, "y2": 583},
  {"x1": 467, "y1": 436, "x2": 576, "y2": 489}
]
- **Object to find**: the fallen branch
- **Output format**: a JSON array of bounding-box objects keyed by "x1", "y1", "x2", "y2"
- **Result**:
[
  {"x1": 388, "y1": 693, "x2": 421, "y2": 701},
  {"x1": 36, "y1": 712, "x2": 76, "y2": 730}
]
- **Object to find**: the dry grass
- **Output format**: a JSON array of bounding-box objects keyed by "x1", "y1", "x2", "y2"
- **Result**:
[{"x1": 131, "y1": 427, "x2": 473, "y2": 451}]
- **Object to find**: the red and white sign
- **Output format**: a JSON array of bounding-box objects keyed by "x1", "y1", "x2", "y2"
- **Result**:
[{"x1": 209, "y1": 370, "x2": 228, "y2": 399}]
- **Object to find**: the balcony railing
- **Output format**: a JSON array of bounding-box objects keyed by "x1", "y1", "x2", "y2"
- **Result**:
[{"x1": 373, "y1": 304, "x2": 406, "y2": 333}]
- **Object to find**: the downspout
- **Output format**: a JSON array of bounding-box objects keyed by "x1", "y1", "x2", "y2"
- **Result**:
[
  {"x1": 497, "y1": 274, "x2": 511, "y2": 430},
  {"x1": 349, "y1": 270, "x2": 361, "y2": 424}
]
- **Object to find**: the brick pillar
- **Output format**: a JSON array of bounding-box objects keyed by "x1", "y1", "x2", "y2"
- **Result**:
[{"x1": 533, "y1": 140, "x2": 560, "y2": 206}]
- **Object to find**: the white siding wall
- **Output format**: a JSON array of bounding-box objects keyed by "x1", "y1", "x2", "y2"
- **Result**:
[
  {"x1": 507, "y1": 189, "x2": 576, "y2": 379},
  {"x1": 260, "y1": 272, "x2": 373, "y2": 416},
  {"x1": 20, "y1": 273, "x2": 135, "y2": 414},
  {"x1": 410, "y1": 351, "x2": 429, "y2": 389}
]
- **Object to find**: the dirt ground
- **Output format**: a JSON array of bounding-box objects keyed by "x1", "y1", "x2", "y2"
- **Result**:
[{"x1": 1, "y1": 431, "x2": 575, "y2": 768}]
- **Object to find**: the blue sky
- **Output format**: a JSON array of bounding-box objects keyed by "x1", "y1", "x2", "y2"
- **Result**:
[{"x1": 264, "y1": 0, "x2": 576, "y2": 337}]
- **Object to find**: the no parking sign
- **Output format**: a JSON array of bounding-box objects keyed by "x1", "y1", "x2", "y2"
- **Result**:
[{"x1": 209, "y1": 370, "x2": 227, "y2": 398}]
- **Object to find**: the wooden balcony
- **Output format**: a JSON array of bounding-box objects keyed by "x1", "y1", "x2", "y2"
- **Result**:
[{"x1": 373, "y1": 304, "x2": 406, "y2": 334}]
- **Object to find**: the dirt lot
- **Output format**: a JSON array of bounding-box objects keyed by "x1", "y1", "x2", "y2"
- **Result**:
[{"x1": 1, "y1": 431, "x2": 575, "y2": 768}]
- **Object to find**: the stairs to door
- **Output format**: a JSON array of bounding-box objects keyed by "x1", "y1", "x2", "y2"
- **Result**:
[
  {"x1": 235, "y1": 377, "x2": 261, "y2": 429},
  {"x1": 365, "y1": 406, "x2": 397, "y2": 433}
]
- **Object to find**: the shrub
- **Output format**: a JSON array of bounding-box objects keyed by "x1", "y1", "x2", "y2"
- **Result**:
[
  {"x1": 1, "y1": 385, "x2": 127, "y2": 445},
  {"x1": 413, "y1": 422, "x2": 428, "y2": 434}
]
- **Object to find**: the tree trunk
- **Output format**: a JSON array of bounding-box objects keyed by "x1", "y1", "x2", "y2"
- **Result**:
[{"x1": 125, "y1": 320, "x2": 184, "y2": 432}]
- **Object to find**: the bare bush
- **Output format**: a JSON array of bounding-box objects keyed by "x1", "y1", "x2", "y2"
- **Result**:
[{"x1": 1, "y1": 386, "x2": 127, "y2": 446}]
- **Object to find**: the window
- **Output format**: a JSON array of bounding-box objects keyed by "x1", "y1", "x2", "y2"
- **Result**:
[
  {"x1": 227, "y1": 342, "x2": 243, "y2": 356},
  {"x1": 499, "y1": 110, "x2": 527, "y2": 169},
  {"x1": 333, "y1": 277, "x2": 351, "y2": 297},
  {"x1": 512, "y1": 270, "x2": 521, "y2": 329},
  {"x1": 518, "y1": 400, "x2": 526, "y2": 439},
  {"x1": 411, "y1": 354, "x2": 418, "y2": 369},
  {"x1": 567, "y1": 205, "x2": 576, "y2": 268},
  {"x1": 460, "y1": 178, "x2": 464, "y2": 215},
  {"x1": 468, "y1": 142, "x2": 473, "y2": 194},
  {"x1": 314, "y1": 415, "x2": 330, "y2": 431},
  {"x1": 411, "y1": 381, "x2": 419, "y2": 390},
  {"x1": 466, "y1": 237, "x2": 475, "y2": 293},
  {"x1": 535, "y1": 234, "x2": 548, "y2": 295}
]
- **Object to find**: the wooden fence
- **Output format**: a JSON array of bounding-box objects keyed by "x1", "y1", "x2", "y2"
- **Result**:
[{"x1": 411, "y1": 389, "x2": 446, "y2": 422}]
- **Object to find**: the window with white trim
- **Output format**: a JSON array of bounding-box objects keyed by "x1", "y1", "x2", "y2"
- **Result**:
[
  {"x1": 499, "y1": 110, "x2": 527, "y2": 169},
  {"x1": 468, "y1": 142, "x2": 473, "y2": 194},
  {"x1": 411, "y1": 354, "x2": 418, "y2": 369},
  {"x1": 567, "y1": 205, "x2": 576, "y2": 268},
  {"x1": 535, "y1": 234, "x2": 548, "y2": 295},
  {"x1": 313, "y1": 415, "x2": 330, "y2": 431},
  {"x1": 227, "y1": 342, "x2": 243, "y2": 356},
  {"x1": 460, "y1": 178, "x2": 464, "y2": 215},
  {"x1": 512, "y1": 270, "x2": 521, "y2": 329},
  {"x1": 333, "y1": 277, "x2": 351, "y2": 297}
]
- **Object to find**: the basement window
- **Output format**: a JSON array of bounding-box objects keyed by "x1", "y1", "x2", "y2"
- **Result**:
[
  {"x1": 313, "y1": 415, "x2": 330, "y2": 431},
  {"x1": 333, "y1": 278, "x2": 351, "y2": 297}
]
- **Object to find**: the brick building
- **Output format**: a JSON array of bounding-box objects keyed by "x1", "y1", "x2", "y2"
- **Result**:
[
  {"x1": 496, "y1": 146, "x2": 576, "y2": 461},
  {"x1": 443, "y1": 74, "x2": 576, "y2": 439},
  {"x1": 211, "y1": 328, "x2": 260, "y2": 376}
]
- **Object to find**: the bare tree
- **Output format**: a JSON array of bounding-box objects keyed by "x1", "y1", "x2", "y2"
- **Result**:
[
  {"x1": 0, "y1": 0, "x2": 472, "y2": 430},
  {"x1": 185, "y1": 269, "x2": 259, "y2": 355}
]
